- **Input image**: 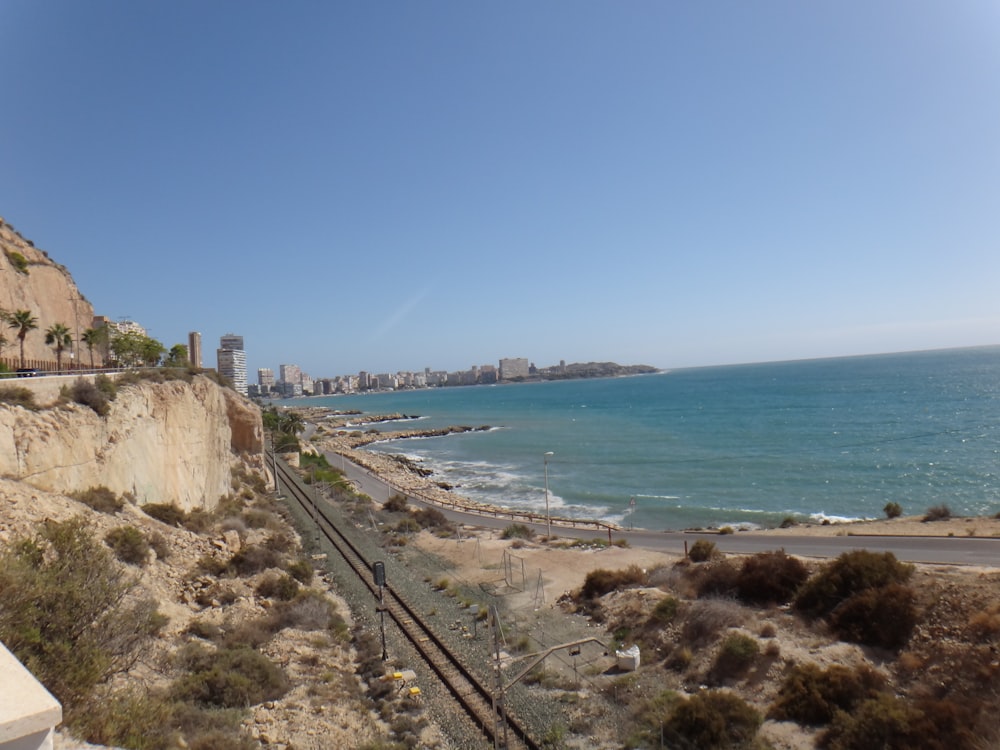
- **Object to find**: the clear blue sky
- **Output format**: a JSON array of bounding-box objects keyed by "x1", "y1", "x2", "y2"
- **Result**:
[{"x1": 2, "y1": 2, "x2": 998, "y2": 379}]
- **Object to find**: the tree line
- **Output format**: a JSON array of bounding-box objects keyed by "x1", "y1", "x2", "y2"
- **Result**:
[{"x1": 0, "y1": 308, "x2": 189, "y2": 371}]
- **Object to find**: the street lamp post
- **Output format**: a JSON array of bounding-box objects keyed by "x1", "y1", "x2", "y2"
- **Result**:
[{"x1": 543, "y1": 452, "x2": 554, "y2": 539}]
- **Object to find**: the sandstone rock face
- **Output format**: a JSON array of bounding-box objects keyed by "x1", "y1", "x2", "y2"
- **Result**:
[
  {"x1": 0, "y1": 376, "x2": 263, "y2": 512},
  {"x1": 0, "y1": 217, "x2": 95, "y2": 365}
]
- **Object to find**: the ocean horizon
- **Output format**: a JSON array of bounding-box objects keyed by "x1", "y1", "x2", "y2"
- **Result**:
[{"x1": 282, "y1": 346, "x2": 1000, "y2": 530}]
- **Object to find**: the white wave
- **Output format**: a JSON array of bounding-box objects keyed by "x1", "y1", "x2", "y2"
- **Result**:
[{"x1": 808, "y1": 512, "x2": 869, "y2": 524}]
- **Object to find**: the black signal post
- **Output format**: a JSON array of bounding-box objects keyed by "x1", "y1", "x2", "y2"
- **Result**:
[{"x1": 373, "y1": 561, "x2": 388, "y2": 661}]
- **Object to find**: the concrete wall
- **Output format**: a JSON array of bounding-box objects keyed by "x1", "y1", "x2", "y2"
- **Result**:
[{"x1": 0, "y1": 642, "x2": 61, "y2": 750}]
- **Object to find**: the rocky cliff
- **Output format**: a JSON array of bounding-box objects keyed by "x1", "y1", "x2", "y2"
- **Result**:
[
  {"x1": 0, "y1": 217, "x2": 95, "y2": 365},
  {"x1": 0, "y1": 374, "x2": 263, "y2": 512}
]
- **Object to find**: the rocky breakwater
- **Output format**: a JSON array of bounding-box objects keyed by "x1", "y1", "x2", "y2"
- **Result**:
[
  {"x1": 314, "y1": 418, "x2": 497, "y2": 508},
  {"x1": 0, "y1": 374, "x2": 264, "y2": 512}
]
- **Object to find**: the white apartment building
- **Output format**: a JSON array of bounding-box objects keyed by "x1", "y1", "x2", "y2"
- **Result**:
[
  {"x1": 217, "y1": 334, "x2": 247, "y2": 396},
  {"x1": 499, "y1": 357, "x2": 530, "y2": 380}
]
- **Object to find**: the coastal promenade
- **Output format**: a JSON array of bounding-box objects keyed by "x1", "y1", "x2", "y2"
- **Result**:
[{"x1": 322, "y1": 440, "x2": 1000, "y2": 569}]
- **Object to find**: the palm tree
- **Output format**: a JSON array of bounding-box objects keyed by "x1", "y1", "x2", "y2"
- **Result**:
[
  {"x1": 8, "y1": 309, "x2": 38, "y2": 369},
  {"x1": 45, "y1": 323, "x2": 73, "y2": 371},
  {"x1": 81, "y1": 327, "x2": 108, "y2": 369}
]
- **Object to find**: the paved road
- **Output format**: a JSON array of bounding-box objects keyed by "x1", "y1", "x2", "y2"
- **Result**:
[{"x1": 330, "y1": 450, "x2": 1000, "y2": 568}]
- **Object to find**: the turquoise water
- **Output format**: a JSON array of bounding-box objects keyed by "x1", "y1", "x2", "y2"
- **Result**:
[{"x1": 284, "y1": 347, "x2": 1000, "y2": 530}]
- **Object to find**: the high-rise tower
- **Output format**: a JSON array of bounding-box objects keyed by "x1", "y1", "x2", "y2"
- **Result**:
[
  {"x1": 217, "y1": 333, "x2": 247, "y2": 395},
  {"x1": 188, "y1": 331, "x2": 202, "y2": 368}
]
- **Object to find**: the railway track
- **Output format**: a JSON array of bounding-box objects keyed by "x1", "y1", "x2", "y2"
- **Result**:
[{"x1": 274, "y1": 454, "x2": 540, "y2": 750}]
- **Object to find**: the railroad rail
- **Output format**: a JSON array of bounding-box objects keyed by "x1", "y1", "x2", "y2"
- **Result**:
[{"x1": 273, "y1": 454, "x2": 540, "y2": 750}]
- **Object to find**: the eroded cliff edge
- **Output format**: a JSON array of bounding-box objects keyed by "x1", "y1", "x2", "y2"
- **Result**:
[{"x1": 0, "y1": 375, "x2": 264, "y2": 512}]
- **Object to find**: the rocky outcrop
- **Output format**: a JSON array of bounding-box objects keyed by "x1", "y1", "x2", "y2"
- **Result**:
[
  {"x1": 0, "y1": 375, "x2": 263, "y2": 512},
  {"x1": 0, "y1": 217, "x2": 95, "y2": 365}
]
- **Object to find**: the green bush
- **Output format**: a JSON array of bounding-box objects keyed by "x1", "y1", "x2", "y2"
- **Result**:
[
  {"x1": 70, "y1": 486, "x2": 124, "y2": 514},
  {"x1": 769, "y1": 663, "x2": 886, "y2": 726},
  {"x1": 664, "y1": 690, "x2": 761, "y2": 749},
  {"x1": 688, "y1": 539, "x2": 718, "y2": 562},
  {"x1": 883, "y1": 502, "x2": 903, "y2": 519},
  {"x1": 170, "y1": 644, "x2": 289, "y2": 708},
  {"x1": 649, "y1": 596, "x2": 679, "y2": 624},
  {"x1": 828, "y1": 582, "x2": 918, "y2": 650},
  {"x1": 104, "y1": 525, "x2": 151, "y2": 566},
  {"x1": 5, "y1": 249, "x2": 29, "y2": 273},
  {"x1": 794, "y1": 550, "x2": 914, "y2": 619},
  {"x1": 736, "y1": 550, "x2": 809, "y2": 605},
  {"x1": 0, "y1": 518, "x2": 162, "y2": 715}
]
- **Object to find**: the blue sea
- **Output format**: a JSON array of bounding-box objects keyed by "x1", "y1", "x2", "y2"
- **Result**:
[{"x1": 284, "y1": 347, "x2": 1000, "y2": 530}]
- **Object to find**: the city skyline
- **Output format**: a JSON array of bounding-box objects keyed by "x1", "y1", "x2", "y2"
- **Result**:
[{"x1": 2, "y1": 3, "x2": 998, "y2": 377}]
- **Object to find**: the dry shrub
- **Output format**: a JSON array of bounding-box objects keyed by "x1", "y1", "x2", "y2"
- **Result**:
[
  {"x1": 68, "y1": 378, "x2": 111, "y2": 415},
  {"x1": 501, "y1": 524, "x2": 535, "y2": 540},
  {"x1": 264, "y1": 530, "x2": 296, "y2": 553},
  {"x1": 382, "y1": 494, "x2": 408, "y2": 512},
  {"x1": 241, "y1": 509, "x2": 276, "y2": 529},
  {"x1": 70, "y1": 486, "x2": 124, "y2": 514},
  {"x1": 147, "y1": 531, "x2": 170, "y2": 561},
  {"x1": 666, "y1": 646, "x2": 693, "y2": 672},
  {"x1": 394, "y1": 517, "x2": 421, "y2": 534},
  {"x1": 709, "y1": 633, "x2": 759, "y2": 683},
  {"x1": 255, "y1": 573, "x2": 300, "y2": 601},
  {"x1": 227, "y1": 544, "x2": 282, "y2": 576},
  {"x1": 922, "y1": 504, "x2": 953, "y2": 522},
  {"x1": 664, "y1": 690, "x2": 761, "y2": 749},
  {"x1": 412, "y1": 506, "x2": 449, "y2": 529},
  {"x1": 736, "y1": 549, "x2": 809, "y2": 605},
  {"x1": 0, "y1": 518, "x2": 162, "y2": 717},
  {"x1": 693, "y1": 559, "x2": 740, "y2": 599},
  {"x1": 829, "y1": 582, "x2": 918, "y2": 650},
  {"x1": 104, "y1": 525, "x2": 150, "y2": 566},
  {"x1": 0, "y1": 385, "x2": 36, "y2": 409},
  {"x1": 681, "y1": 598, "x2": 746, "y2": 647},
  {"x1": 795, "y1": 550, "x2": 914, "y2": 619},
  {"x1": 769, "y1": 662, "x2": 886, "y2": 726},
  {"x1": 142, "y1": 503, "x2": 187, "y2": 526},
  {"x1": 270, "y1": 590, "x2": 346, "y2": 635},
  {"x1": 688, "y1": 539, "x2": 719, "y2": 562},
  {"x1": 284, "y1": 558, "x2": 314, "y2": 585},
  {"x1": 171, "y1": 644, "x2": 289, "y2": 708},
  {"x1": 821, "y1": 694, "x2": 978, "y2": 750},
  {"x1": 967, "y1": 602, "x2": 1000, "y2": 641},
  {"x1": 579, "y1": 565, "x2": 648, "y2": 600}
]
